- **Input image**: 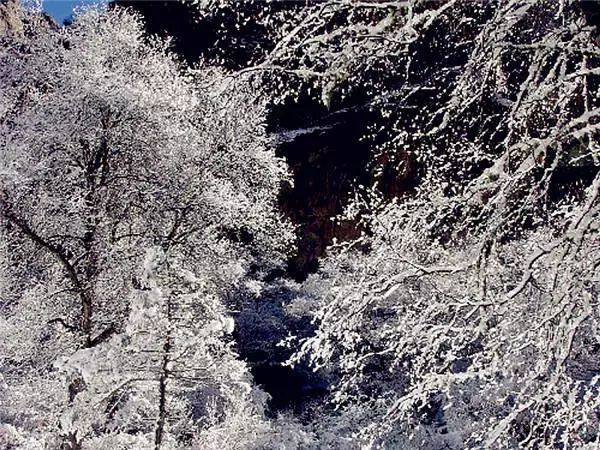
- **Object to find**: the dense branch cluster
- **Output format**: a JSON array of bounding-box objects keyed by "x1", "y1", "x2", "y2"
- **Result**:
[{"x1": 266, "y1": 0, "x2": 600, "y2": 447}]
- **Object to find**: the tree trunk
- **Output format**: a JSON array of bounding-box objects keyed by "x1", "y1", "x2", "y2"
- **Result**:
[{"x1": 155, "y1": 294, "x2": 173, "y2": 450}]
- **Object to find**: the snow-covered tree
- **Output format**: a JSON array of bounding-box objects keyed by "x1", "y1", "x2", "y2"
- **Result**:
[
  {"x1": 287, "y1": 0, "x2": 600, "y2": 448},
  {"x1": 0, "y1": 6, "x2": 295, "y2": 448},
  {"x1": 2, "y1": 0, "x2": 598, "y2": 448}
]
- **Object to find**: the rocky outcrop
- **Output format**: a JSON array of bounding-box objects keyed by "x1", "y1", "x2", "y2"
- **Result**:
[
  {"x1": 0, "y1": 0, "x2": 23, "y2": 38},
  {"x1": 0, "y1": 0, "x2": 57, "y2": 40}
]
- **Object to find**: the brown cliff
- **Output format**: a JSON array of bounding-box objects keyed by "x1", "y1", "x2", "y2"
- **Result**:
[{"x1": 0, "y1": 0, "x2": 56, "y2": 40}]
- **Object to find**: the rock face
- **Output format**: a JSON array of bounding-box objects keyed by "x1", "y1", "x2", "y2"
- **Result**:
[
  {"x1": 0, "y1": 0, "x2": 23, "y2": 37},
  {"x1": 0, "y1": 0, "x2": 57, "y2": 39}
]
